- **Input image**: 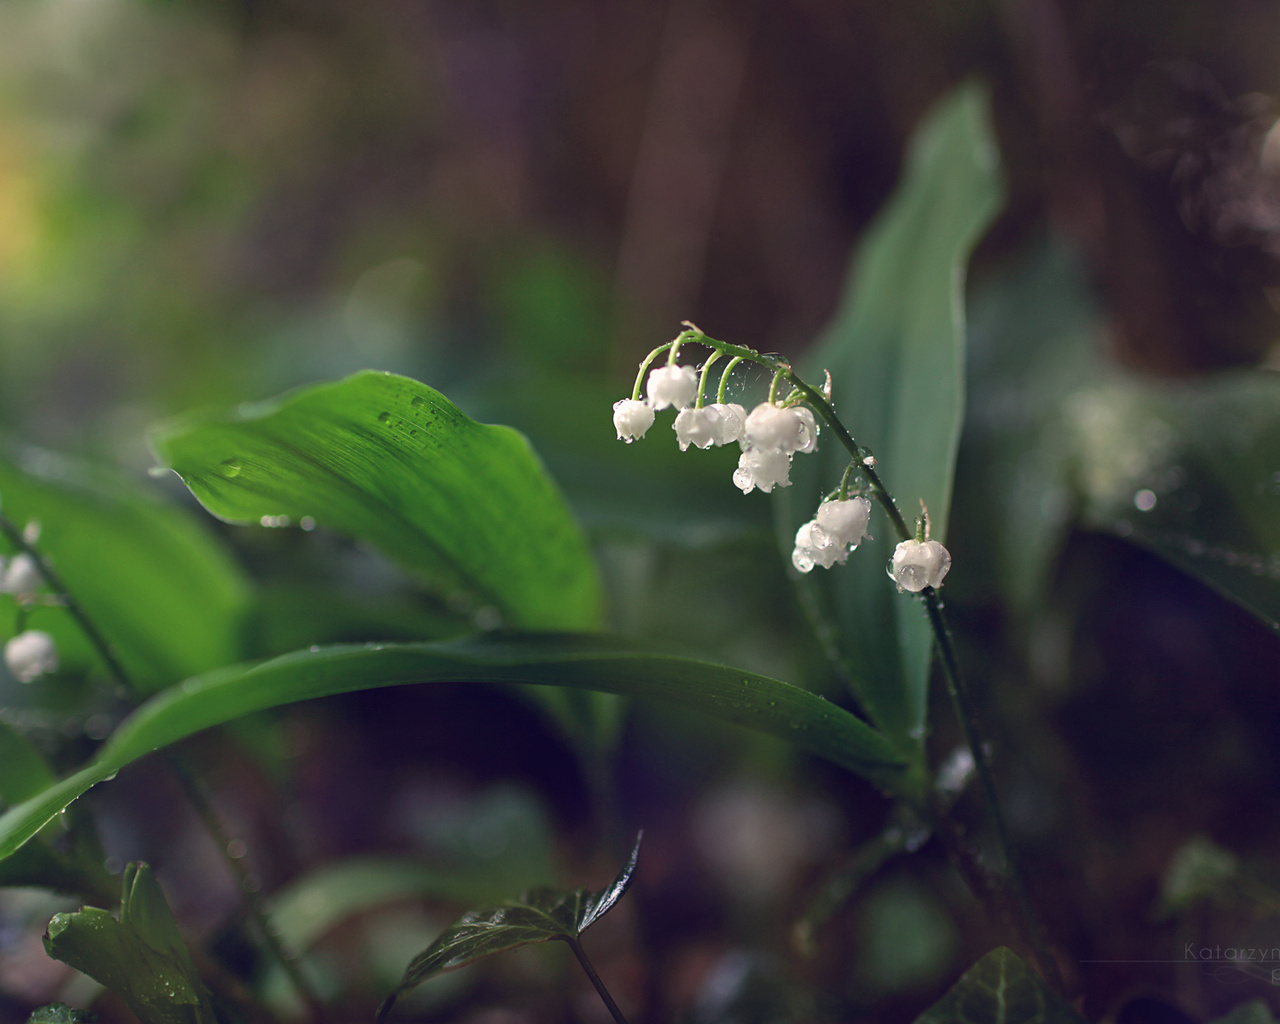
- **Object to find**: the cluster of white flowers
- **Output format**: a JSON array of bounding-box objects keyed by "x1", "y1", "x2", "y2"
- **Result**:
[
  {"x1": 732, "y1": 402, "x2": 817, "y2": 494},
  {"x1": 613, "y1": 361, "x2": 820, "y2": 497},
  {"x1": 5, "y1": 629, "x2": 57, "y2": 683},
  {"x1": 614, "y1": 349, "x2": 953, "y2": 589},
  {"x1": 791, "y1": 497, "x2": 871, "y2": 573}
]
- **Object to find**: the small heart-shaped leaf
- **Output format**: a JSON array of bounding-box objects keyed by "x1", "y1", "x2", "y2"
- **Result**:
[{"x1": 378, "y1": 834, "x2": 641, "y2": 1022}]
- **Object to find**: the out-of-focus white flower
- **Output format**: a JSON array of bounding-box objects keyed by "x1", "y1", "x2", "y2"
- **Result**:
[
  {"x1": 646, "y1": 365, "x2": 700, "y2": 410},
  {"x1": 744, "y1": 402, "x2": 817, "y2": 454},
  {"x1": 732, "y1": 448, "x2": 791, "y2": 494},
  {"x1": 613, "y1": 399, "x2": 655, "y2": 442},
  {"x1": 5, "y1": 630, "x2": 57, "y2": 683},
  {"x1": 673, "y1": 406, "x2": 723, "y2": 450},
  {"x1": 1, "y1": 554, "x2": 42, "y2": 597},
  {"x1": 816, "y1": 497, "x2": 871, "y2": 550},
  {"x1": 792, "y1": 521, "x2": 839, "y2": 573},
  {"x1": 891, "y1": 539, "x2": 951, "y2": 592},
  {"x1": 707, "y1": 403, "x2": 746, "y2": 446}
]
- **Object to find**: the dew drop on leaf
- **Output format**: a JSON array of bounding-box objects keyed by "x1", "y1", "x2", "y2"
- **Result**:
[
  {"x1": 377, "y1": 411, "x2": 392, "y2": 424},
  {"x1": 218, "y1": 458, "x2": 241, "y2": 478},
  {"x1": 411, "y1": 395, "x2": 425, "y2": 408}
]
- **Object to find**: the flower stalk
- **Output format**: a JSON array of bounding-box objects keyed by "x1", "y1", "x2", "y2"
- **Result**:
[{"x1": 613, "y1": 324, "x2": 1061, "y2": 992}]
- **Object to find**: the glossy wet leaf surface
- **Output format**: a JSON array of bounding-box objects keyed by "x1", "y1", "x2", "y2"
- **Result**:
[
  {"x1": 377, "y1": 834, "x2": 641, "y2": 1022},
  {"x1": 149, "y1": 371, "x2": 602, "y2": 632},
  {"x1": 784, "y1": 82, "x2": 1004, "y2": 747},
  {"x1": 913, "y1": 947, "x2": 1085, "y2": 1024},
  {"x1": 0, "y1": 634, "x2": 905, "y2": 864},
  {"x1": 43, "y1": 863, "x2": 216, "y2": 1024}
]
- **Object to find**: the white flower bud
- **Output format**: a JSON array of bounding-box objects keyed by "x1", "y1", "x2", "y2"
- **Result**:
[
  {"x1": 707, "y1": 403, "x2": 746, "y2": 446},
  {"x1": 890, "y1": 539, "x2": 951, "y2": 592},
  {"x1": 6, "y1": 630, "x2": 57, "y2": 683},
  {"x1": 816, "y1": 497, "x2": 871, "y2": 550},
  {"x1": 743, "y1": 402, "x2": 818, "y2": 454},
  {"x1": 1, "y1": 554, "x2": 42, "y2": 597},
  {"x1": 732, "y1": 447, "x2": 792, "y2": 494},
  {"x1": 646, "y1": 365, "x2": 700, "y2": 410},
  {"x1": 613, "y1": 399, "x2": 655, "y2": 442},
  {"x1": 673, "y1": 406, "x2": 723, "y2": 450}
]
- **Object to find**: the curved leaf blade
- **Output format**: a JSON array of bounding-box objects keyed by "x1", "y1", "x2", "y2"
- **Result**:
[
  {"x1": 785, "y1": 82, "x2": 1004, "y2": 745},
  {"x1": 0, "y1": 635, "x2": 904, "y2": 862},
  {"x1": 378, "y1": 834, "x2": 641, "y2": 1023},
  {"x1": 0, "y1": 445, "x2": 250, "y2": 691},
  {"x1": 149, "y1": 371, "x2": 601, "y2": 631}
]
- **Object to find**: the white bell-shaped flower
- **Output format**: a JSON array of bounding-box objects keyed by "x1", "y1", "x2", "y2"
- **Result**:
[
  {"x1": 646, "y1": 365, "x2": 700, "y2": 410},
  {"x1": 732, "y1": 447, "x2": 791, "y2": 494},
  {"x1": 613, "y1": 398, "x2": 655, "y2": 443},
  {"x1": 816, "y1": 497, "x2": 871, "y2": 550},
  {"x1": 5, "y1": 629, "x2": 57, "y2": 683},
  {"x1": 792, "y1": 521, "x2": 841, "y2": 573},
  {"x1": 891, "y1": 539, "x2": 951, "y2": 592},
  {"x1": 673, "y1": 406, "x2": 723, "y2": 450},
  {"x1": 743, "y1": 402, "x2": 818, "y2": 454},
  {"x1": 1, "y1": 554, "x2": 42, "y2": 597},
  {"x1": 707, "y1": 403, "x2": 746, "y2": 446}
]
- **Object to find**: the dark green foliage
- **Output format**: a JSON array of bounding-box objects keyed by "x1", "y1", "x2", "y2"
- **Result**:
[
  {"x1": 42, "y1": 863, "x2": 217, "y2": 1024},
  {"x1": 913, "y1": 948, "x2": 1085, "y2": 1024},
  {"x1": 377, "y1": 834, "x2": 641, "y2": 1022}
]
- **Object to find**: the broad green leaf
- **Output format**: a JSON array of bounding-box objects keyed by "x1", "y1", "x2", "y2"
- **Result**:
[
  {"x1": 964, "y1": 233, "x2": 1280, "y2": 636},
  {"x1": 149, "y1": 371, "x2": 602, "y2": 632},
  {"x1": 0, "y1": 635, "x2": 906, "y2": 863},
  {"x1": 377, "y1": 834, "x2": 641, "y2": 1022},
  {"x1": 27, "y1": 1006, "x2": 98, "y2": 1024},
  {"x1": 0, "y1": 717, "x2": 55, "y2": 806},
  {"x1": 784, "y1": 82, "x2": 1004, "y2": 746},
  {"x1": 1068, "y1": 372, "x2": 1280, "y2": 633},
  {"x1": 43, "y1": 862, "x2": 217, "y2": 1024},
  {"x1": 0, "y1": 445, "x2": 249, "y2": 692},
  {"x1": 913, "y1": 947, "x2": 1085, "y2": 1024}
]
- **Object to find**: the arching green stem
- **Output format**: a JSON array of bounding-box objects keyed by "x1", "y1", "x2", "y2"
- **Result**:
[
  {"x1": 696, "y1": 351, "x2": 722, "y2": 408},
  {"x1": 717, "y1": 356, "x2": 744, "y2": 404}
]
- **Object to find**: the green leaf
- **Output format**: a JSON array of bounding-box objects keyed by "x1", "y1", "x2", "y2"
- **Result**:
[
  {"x1": 0, "y1": 445, "x2": 250, "y2": 692},
  {"x1": 149, "y1": 370, "x2": 602, "y2": 632},
  {"x1": 1069, "y1": 371, "x2": 1280, "y2": 633},
  {"x1": 784, "y1": 82, "x2": 1005, "y2": 746},
  {"x1": 913, "y1": 947, "x2": 1085, "y2": 1024},
  {"x1": 27, "y1": 1005, "x2": 98, "y2": 1024},
  {"x1": 0, "y1": 717, "x2": 55, "y2": 807},
  {"x1": 0, "y1": 634, "x2": 905, "y2": 863},
  {"x1": 43, "y1": 862, "x2": 217, "y2": 1024},
  {"x1": 377, "y1": 833, "x2": 641, "y2": 1023}
]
